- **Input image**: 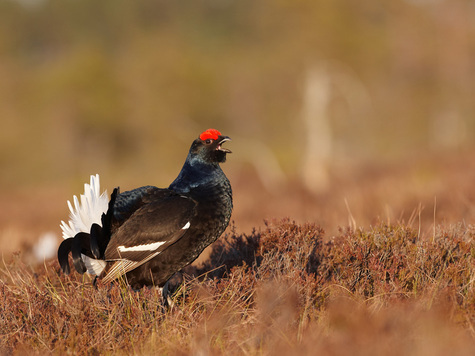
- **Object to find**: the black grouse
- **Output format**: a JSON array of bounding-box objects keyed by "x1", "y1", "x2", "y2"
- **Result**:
[{"x1": 58, "y1": 128, "x2": 232, "y2": 291}]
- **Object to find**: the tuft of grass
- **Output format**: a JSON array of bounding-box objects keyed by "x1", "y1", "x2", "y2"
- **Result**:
[{"x1": 1, "y1": 219, "x2": 474, "y2": 354}]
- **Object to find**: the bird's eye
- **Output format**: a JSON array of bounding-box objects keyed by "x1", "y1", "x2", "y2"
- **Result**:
[{"x1": 205, "y1": 139, "x2": 212, "y2": 144}]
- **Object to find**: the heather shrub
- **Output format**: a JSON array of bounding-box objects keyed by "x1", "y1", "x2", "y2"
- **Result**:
[{"x1": 1, "y1": 219, "x2": 474, "y2": 354}]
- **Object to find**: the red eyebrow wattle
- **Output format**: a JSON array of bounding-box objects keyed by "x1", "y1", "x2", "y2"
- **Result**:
[{"x1": 200, "y1": 129, "x2": 221, "y2": 141}]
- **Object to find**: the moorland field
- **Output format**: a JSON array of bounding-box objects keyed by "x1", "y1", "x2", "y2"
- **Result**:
[{"x1": 1, "y1": 1, "x2": 474, "y2": 354}]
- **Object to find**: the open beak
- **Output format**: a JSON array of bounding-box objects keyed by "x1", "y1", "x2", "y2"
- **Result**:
[{"x1": 217, "y1": 136, "x2": 232, "y2": 153}]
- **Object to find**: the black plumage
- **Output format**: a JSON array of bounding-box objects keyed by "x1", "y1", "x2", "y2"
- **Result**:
[{"x1": 58, "y1": 129, "x2": 233, "y2": 290}]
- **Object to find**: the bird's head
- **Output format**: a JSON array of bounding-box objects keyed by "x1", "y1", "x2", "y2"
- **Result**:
[{"x1": 189, "y1": 129, "x2": 232, "y2": 164}]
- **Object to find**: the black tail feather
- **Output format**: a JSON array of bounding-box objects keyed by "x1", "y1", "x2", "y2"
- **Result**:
[
  {"x1": 102, "y1": 188, "x2": 119, "y2": 241},
  {"x1": 90, "y1": 223, "x2": 103, "y2": 259},
  {"x1": 58, "y1": 238, "x2": 74, "y2": 274},
  {"x1": 91, "y1": 187, "x2": 119, "y2": 259},
  {"x1": 71, "y1": 232, "x2": 92, "y2": 274}
]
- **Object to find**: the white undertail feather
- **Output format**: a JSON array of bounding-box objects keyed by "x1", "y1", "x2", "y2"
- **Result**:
[
  {"x1": 60, "y1": 174, "x2": 109, "y2": 275},
  {"x1": 83, "y1": 256, "x2": 107, "y2": 276},
  {"x1": 60, "y1": 174, "x2": 109, "y2": 239}
]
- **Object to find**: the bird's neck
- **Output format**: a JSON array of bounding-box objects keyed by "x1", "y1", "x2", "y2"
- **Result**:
[{"x1": 168, "y1": 156, "x2": 226, "y2": 195}]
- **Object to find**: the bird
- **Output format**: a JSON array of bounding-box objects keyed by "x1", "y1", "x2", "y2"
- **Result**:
[{"x1": 58, "y1": 128, "x2": 233, "y2": 297}]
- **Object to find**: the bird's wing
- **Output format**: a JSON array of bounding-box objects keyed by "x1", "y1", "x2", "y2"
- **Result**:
[
  {"x1": 100, "y1": 192, "x2": 197, "y2": 284},
  {"x1": 112, "y1": 185, "x2": 160, "y2": 223}
]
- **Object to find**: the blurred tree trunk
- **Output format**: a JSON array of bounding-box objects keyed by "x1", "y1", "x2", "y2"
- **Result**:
[{"x1": 301, "y1": 65, "x2": 332, "y2": 194}]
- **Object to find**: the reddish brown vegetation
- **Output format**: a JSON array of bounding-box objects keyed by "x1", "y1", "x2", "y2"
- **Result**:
[{"x1": 1, "y1": 219, "x2": 473, "y2": 355}]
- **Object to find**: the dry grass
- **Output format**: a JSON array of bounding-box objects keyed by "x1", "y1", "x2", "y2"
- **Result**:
[{"x1": 1, "y1": 219, "x2": 473, "y2": 355}]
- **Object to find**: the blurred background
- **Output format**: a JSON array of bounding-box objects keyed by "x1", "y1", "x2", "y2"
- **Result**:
[{"x1": 1, "y1": 0, "x2": 475, "y2": 260}]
